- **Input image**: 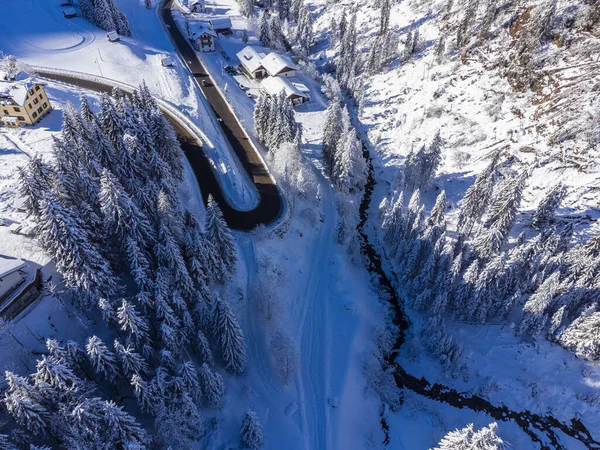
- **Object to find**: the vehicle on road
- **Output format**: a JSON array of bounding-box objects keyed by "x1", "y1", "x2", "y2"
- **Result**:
[
  {"x1": 201, "y1": 79, "x2": 212, "y2": 87},
  {"x1": 238, "y1": 83, "x2": 248, "y2": 90},
  {"x1": 246, "y1": 91, "x2": 254, "y2": 98}
]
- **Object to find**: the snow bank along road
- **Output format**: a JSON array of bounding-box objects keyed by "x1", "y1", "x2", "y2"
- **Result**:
[
  {"x1": 36, "y1": 69, "x2": 281, "y2": 230},
  {"x1": 160, "y1": 0, "x2": 283, "y2": 229}
]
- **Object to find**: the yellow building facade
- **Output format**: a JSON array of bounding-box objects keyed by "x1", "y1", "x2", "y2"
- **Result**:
[{"x1": 0, "y1": 80, "x2": 52, "y2": 127}]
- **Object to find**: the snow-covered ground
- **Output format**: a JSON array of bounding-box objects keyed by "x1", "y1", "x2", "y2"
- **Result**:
[
  {"x1": 0, "y1": 0, "x2": 258, "y2": 211},
  {"x1": 305, "y1": 0, "x2": 600, "y2": 446}
]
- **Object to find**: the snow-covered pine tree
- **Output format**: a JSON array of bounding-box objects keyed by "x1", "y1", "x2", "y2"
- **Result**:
[
  {"x1": 379, "y1": 0, "x2": 391, "y2": 35},
  {"x1": 259, "y1": 11, "x2": 271, "y2": 47},
  {"x1": 99, "y1": 168, "x2": 155, "y2": 253},
  {"x1": 238, "y1": 0, "x2": 254, "y2": 17},
  {"x1": 199, "y1": 362, "x2": 224, "y2": 406},
  {"x1": 17, "y1": 156, "x2": 54, "y2": 220},
  {"x1": 254, "y1": 93, "x2": 271, "y2": 143},
  {"x1": 177, "y1": 361, "x2": 202, "y2": 402},
  {"x1": 212, "y1": 296, "x2": 247, "y2": 374},
  {"x1": 114, "y1": 340, "x2": 148, "y2": 379},
  {"x1": 434, "y1": 422, "x2": 506, "y2": 450},
  {"x1": 98, "y1": 93, "x2": 124, "y2": 148},
  {"x1": 131, "y1": 374, "x2": 155, "y2": 413},
  {"x1": 269, "y1": 14, "x2": 284, "y2": 49},
  {"x1": 457, "y1": 152, "x2": 500, "y2": 235},
  {"x1": 241, "y1": 409, "x2": 264, "y2": 449},
  {"x1": 154, "y1": 393, "x2": 203, "y2": 450},
  {"x1": 86, "y1": 336, "x2": 120, "y2": 381},
  {"x1": 322, "y1": 100, "x2": 343, "y2": 175},
  {"x1": 295, "y1": 1, "x2": 313, "y2": 55},
  {"x1": 332, "y1": 127, "x2": 368, "y2": 194},
  {"x1": 117, "y1": 299, "x2": 150, "y2": 348},
  {"x1": 37, "y1": 193, "x2": 117, "y2": 305},
  {"x1": 205, "y1": 196, "x2": 237, "y2": 281},
  {"x1": 3, "y1": 372, "x2": 49, "y2": 436},
  {"x1": 474, "y1": 170, "x2": 528, "y2": 259},
  {"x1": 196, "y1": 330, "x2": 214, "y2": 366},
  {"x1": 531, "y1": 184, "x2": 566, "y2": 230}
]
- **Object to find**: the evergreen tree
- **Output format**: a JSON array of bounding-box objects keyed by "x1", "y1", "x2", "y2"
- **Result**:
[
  {"x1": 238, "y1": 0, "x2": 254, "y2": 17},
  {"x1": 206, "y1": 196, "x2": 237, "y2": 281},
  {"x1": 457, "y1": 153, "x2": 500, "y2": 235},
  {"x1": 212, "y1": 296, "x2": 247, "y2": 374},
  {"x1": 154, "y1": 393, "x2": 203, "y2": 450},
  {"x1": 199, "y1": 363, "x2": 224, "y2": 406},
  {"x1": 241, "y1": 410, "x2": 264, "y2": 449},
  {"x1": 380, "y1": 0, "x2": 391, "y2": 35},
  {"x1": 196, "y1": 330, "x2": 214, "y2": 366},
  {"x1": 86, "y1": 336, "x2": 120, "y2": 381},
  {"x1": 3, "y1": 372, "x2": 49, "y2": 436},
  {"x1": 37, "y1": 193, "x2": 117, "y2": 305},
  {"x1": 322, "y1": 100, "x2": 343, "y2": 175},
  {"x1": 99, "y1": 168, "x2": 155, "y2": 251},
  {"x1": 474, "y1": 171, "x2": 528, "y2": 259},
  {"x1": 531, "y1": 184, "x2": 566, "y2": 231},
  {"x1": 259, "y1": 11, "x2": 271, "y2": 47},
  {"x1": 17, "y1": 156, "x2": 54, "y2": 220},
  {"x1": 117, "y1": 299, "x2": 150, "y2": 348},
  {"x1": 434, "y1": 422, "x2": 506, "y2": 450},
  {"x1": 114, "y1": 341, "x2": 148, "y2": 379},
  {"x1": 332, "y1": 127, "x2": 368, "y2": 194}
]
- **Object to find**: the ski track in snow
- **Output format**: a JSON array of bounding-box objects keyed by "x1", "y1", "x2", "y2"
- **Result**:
[
  {"x1": 240, "y1": 236, "x2": 277, "y2": 395},
  {"x1": 295, "y1": 171, "x2": 336, "y2": 450}
]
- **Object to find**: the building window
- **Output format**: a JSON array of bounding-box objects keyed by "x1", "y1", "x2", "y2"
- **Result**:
[
  {"x1": 29, "y1": 89, "x2": 34, "y2": 95},
  {"x1": 39, "y1": 94, "x2": 43, "y2": 100},
  {"x1": 2, "y1": 110, "x2": 7, "y2": 115},
  {"x1": 37, "y1": 106, "x2": 43, "y2": 113},
  {"x1": 33, "y1": 98, "x2": 39, "y2": 105},
  {"x1": 42, "y1": 102, "x2": 48, "y2": 109},
  {"x1": 17, "y1": 116, "x2": 24, "y2": 121},
  {"x1": 32, "y1": 112, "x2": 38, "y2": 119},
  {"x1": 28, "y1": 103, "x2": 32, "y2": 109},
  {"x1": 35, "y1": 86, "x2": 40, "y2": 91},
  {"x1": 14, "y1": 107, "x2": 20, "y2": 112}
]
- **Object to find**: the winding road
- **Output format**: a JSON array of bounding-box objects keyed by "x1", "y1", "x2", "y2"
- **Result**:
[{"x1": 38, "y1": 0, "x2": 283, "y2": 231}]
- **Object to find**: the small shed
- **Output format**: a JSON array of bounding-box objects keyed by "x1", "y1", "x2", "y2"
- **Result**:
[
  {"x1": 161, "y1": 56, "x2": 175, "y2": 67},
  {"x1": 208, "y1": 16, "x2": 233, "y2": 35},
  {"x1": 62, "y1": 7, "x2": 77, "y2": 18},
  {"x1": 107, "y1": 31, "x2": 120, "y2": 42}
]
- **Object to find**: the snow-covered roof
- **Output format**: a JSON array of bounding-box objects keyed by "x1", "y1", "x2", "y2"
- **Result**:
[
  {"x1": 63, "y1": 7, "x2": 76, "y2": 16},
  {"x1": 107, "y1": 31, "x2": 120, "y2": 41},
  {"x1": 0, "y1": 84, "x2": 30, "y2": 106},
  {"x1": 208, "y1": 16, "x2": 232, "y2": 30},
  {"x1": 261, "y1": 76, "x2": 309, "y2": 100},
  {"x1": 189, "y1": 22, "x2": 217, "y2": 39},
  {"x1": 190, "y1": 0, "x2": 205, "y2": 5},
  {"x1": 0, "y1": 257, "x2": 26, "y2": 278},
  {"x1": 261, "y1": 52, "x2": 296, "y2": 77},
  {"x1": 161, "y1": 56, "x2": 174, "y2": 66},
  {"x1": 0, "y1": 71, "x2": 29, "y2": 82},
  {"x1": 1, "y1": 116, "x2": 18, "y2": 123},
  {"x1": 236, "y1": 46, "x2": 267, "y2": 73}
]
